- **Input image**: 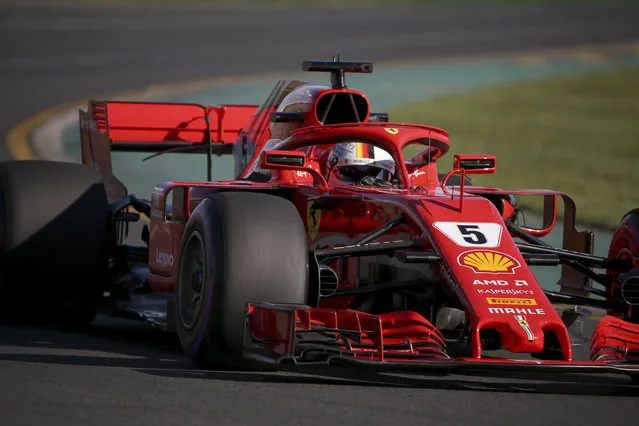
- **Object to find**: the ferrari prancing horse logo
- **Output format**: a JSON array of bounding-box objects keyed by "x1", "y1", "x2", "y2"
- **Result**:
[
  {"x1": 384, "y1": 128, "x2": 399, "y2": 135},
  {"x1": 514, "y1": 315, "x2": 535, "y2": 342},
  {"x1": 306, "y1": 201, "x2": 321, "y2": 240}
]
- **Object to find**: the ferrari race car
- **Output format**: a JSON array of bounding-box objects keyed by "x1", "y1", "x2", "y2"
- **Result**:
[{"x1": 1, "y1": 59, "x2": 639, "y2": 381}]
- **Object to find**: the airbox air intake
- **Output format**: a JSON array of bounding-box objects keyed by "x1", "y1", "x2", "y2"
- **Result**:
[{"x1": 315, "y1": 91, "x2": 369, "y2": 125}]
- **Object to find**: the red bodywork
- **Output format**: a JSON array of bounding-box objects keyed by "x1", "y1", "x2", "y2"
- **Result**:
[{"x1": 78, "y1": 74, "x2": 639, "y2": 376}]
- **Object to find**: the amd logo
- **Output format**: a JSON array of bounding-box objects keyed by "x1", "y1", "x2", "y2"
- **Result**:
[{"x1": 474, "y1": 279, "x2": 529, "y2": 286}]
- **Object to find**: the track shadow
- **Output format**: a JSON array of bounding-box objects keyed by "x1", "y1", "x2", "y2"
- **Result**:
[
  {"x1": 1, "y1": 317, "x2": 637, "y2": 396},
  {"x1": 134, "y1": 364, "x2": 639, "y2": 397},
  {"x1": 0, "y1": 317, "x2": 188, "y2": 370}
]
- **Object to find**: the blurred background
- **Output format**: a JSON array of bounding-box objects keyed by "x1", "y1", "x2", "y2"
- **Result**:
[
  {"x1": 1, "y1": 1, "x2": 639, "y2": 424},
  {"x1": 1, "y1": 0, "x2": 638, "y2": 266},
  {"x1": 2, "y1": 0, "x2": 638, "y2": 230}
]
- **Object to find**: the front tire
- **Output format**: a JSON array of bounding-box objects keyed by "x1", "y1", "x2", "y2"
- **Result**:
[
  {"x1": 175, "y1": 192, "x2": 309, "y2": 369},
  {"x1": 607, "y1": 209, "x2": 639, "y2": 322}
]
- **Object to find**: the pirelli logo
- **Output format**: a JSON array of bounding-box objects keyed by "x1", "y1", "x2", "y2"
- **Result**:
[{"x1": 486, "y1": 297, "x2": 537, "y2": 306}]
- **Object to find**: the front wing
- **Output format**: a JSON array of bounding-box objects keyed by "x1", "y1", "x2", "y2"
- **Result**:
[{"x1": 243, "y1": 303, "x2": 639, "y2": 381}]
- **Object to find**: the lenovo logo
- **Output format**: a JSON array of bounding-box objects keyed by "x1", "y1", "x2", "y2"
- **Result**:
[{"x1": 156, "y1": 249, "x2": 174, "y2": 266}]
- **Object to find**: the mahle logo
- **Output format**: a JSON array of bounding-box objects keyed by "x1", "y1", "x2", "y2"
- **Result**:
[{"x1": 488, "y1": 307, "x2": 545, "y2": 315}]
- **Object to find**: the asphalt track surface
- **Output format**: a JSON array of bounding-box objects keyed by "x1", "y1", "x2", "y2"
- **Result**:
[{"x1": 2, "y1": 3, "x2": 639, "y2": 425}]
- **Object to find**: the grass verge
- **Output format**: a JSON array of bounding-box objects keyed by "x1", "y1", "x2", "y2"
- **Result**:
[{"x1": 390, "y1": 66, "x2": 639, "y2": 230}]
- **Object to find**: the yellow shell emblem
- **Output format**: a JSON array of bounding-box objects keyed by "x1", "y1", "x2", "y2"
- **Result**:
[
  {"x1": 306, "y1": 201, "x2": 321, "y2": 240},
  {"x1": 384, "y1": 128, "x2": 399, "y2": 135},
  {"x1": 459, "y1": 251, "x2": 519, "y2": 273}
]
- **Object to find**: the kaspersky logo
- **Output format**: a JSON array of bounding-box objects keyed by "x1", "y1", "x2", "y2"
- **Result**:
[{"x1": 458, "y1": 250, "x2": 521, "y2": 274}]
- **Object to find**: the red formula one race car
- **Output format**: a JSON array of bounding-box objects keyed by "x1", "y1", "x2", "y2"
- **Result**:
[{"x1": 1, "y1": 59, "x2": 638, "y2": 381}]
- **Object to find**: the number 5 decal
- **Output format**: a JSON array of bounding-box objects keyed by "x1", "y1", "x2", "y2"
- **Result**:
[
  {"x1": 433, "y1": 222, "x2": 503, "y2": 248},
  {"x1": 457, "y1": 224, "x2": 488, "y2": 244}
]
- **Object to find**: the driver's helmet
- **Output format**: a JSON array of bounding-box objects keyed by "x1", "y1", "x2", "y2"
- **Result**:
[{"x1": 326, "y1": 142, "x2": 395, "y2": 184}]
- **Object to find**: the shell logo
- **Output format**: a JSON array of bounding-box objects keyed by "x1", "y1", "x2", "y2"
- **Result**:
[{"x1": 458, "y1": 250, "x2": 521, "y2": 274}]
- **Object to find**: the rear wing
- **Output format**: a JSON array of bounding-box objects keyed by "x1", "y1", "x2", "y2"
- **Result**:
[{"x1": 79, "y1": 100, "x2": 258, "y2": 200}]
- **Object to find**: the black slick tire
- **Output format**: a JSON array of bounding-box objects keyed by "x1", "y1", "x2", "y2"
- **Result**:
[
  {"x1": 175, "y1": 191, "x2": 309, "y2": 369},
  {"x1": 608, "y1": 209, "x2": 639, "y2": 323},
  {"x1": 0, "y1": 160, "x2": 110, "y2": 324}
]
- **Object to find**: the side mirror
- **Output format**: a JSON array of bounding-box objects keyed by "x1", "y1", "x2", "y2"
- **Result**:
[
  {"x1": 261, "y1": 150, "x2": 306, "y2": 169},
  {"x1": 453, "y1": 154, "x2": 496, "y2": 174}
]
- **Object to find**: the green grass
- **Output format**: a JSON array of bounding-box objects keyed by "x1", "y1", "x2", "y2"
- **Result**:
[{"x1": 390, "y1": 66, "x2": 639, "y2": 230}]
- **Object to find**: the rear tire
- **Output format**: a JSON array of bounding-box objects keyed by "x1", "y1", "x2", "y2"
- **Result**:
[
  {"x1": 175, "y1": 192, "x2": 309, "y2": 369},
  {"x1": 0, "y1": 160, "x2": 111, "y2": 324}
]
